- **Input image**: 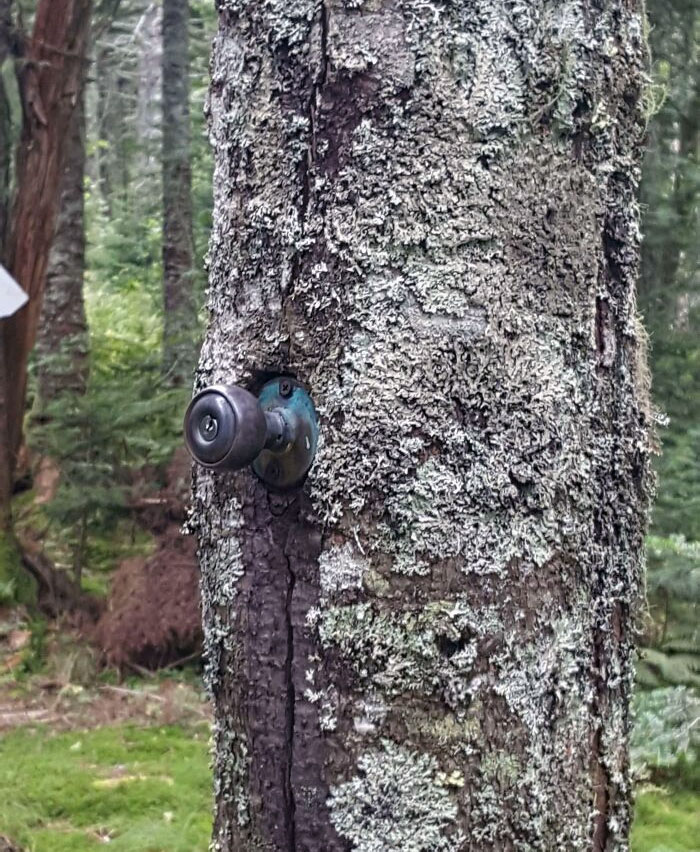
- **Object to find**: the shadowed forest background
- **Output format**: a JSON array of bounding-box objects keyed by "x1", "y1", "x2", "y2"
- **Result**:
[{"x1": 0, "y1": 0, "x2": 697, "y2": 849}]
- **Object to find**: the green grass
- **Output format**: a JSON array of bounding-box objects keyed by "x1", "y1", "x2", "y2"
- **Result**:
[
  {"x1": 632, "y1": 759, "x2": 700, "y2": 852},
  {"x1": 632, "y1": 786, "x2": 700, "y2": 851},
  {"x1": 0, "y1": 723, "x2": 212, "y2": 851}
]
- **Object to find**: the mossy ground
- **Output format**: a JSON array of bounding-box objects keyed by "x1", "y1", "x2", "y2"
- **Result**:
[
  {"x1": 633, "y1": 787, "x2": 700, "y2": 852},
  {"x1": 631, "y1": 760, "x2": 700, "y2": 852},
  {"x1": 0, "y1": 714, "x2": 695, "y2": 851},
  {"x1": 0, "y1": 722, "x2": 212, "y2": 851}
]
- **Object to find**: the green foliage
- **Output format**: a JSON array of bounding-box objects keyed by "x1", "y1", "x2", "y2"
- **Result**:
[
  {"x1": 636, "y1": 0, "x2": 700, "y2": 700},
  {"x1": 28, "y1": 273, "x2": 188, "y2": 580},
  {"x1": 190, "y1": 0, "x2": 216, "y2": 279},
  {"x1": 632, "y1": 687, "x2": 700, "y2": 774},
  {"x1": 0, "y1": 530, "x2": 36, "y2": 606},
  {"x1": 24, "y1": 0, "x2": 217, "y2": 585},
  {"x1": 0, "y1": 723, "x2": 212, "y2": 851},
  {"x1": 631, "y1": 684, "x2": 699, "y2": 851},
  {"x1": 649, "y1": 335, "x2": 700, "y2": 540},
  {"x1": 638, "y1": 536, "x2": 700, "y2": 689},
  {"x1": 640, "y1": 0, "x2": 700, "y2": 542},
  {"x1": 16, "y1": 616, "x2": 48, "y2": 676}
]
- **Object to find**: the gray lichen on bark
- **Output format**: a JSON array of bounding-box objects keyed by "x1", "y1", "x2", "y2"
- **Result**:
[
  {"x1": 192, "y1": 1, "x2": 652, "y2": 849},
  {"x1": 37, "y1": 87, "x2": 89, "y2": 405}
]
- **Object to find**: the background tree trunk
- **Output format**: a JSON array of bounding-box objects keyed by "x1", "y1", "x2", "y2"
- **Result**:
[
  {"x1": 161, "y1": 0, "x2": 195, "y2": 384},
  {"x1": 36, "y1": 83, "x2": 89, "y2": 407},
  {"x1": 0, "y1": 323, "x2": 10, "y2": 531},
  {"x1": 0, "y1": 1, "x2": 13, "y2": 530},
  {"x1": 1, "y1": 0, "x2": 92, "y2": 492},
  {"x1": 0, "y1": 0, "x2": 12, "y2": 251},
  {"x1": 193, "y1": 2, "x2": 652, "y2": 850}
]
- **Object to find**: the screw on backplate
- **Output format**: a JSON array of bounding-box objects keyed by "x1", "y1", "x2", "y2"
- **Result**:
[{"x1": 279, "y1": 379, "x2": 293, "y2": 398}]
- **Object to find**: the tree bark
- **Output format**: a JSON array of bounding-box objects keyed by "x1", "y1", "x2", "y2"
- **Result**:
[
  {"x1": 193, "y1": 2, "x2": 652, "y2": 850},
  {"x1": 0, "y1": 323, "x2": 11, "y2": 531},
  {"x1": 0, "y1": 0, "x2": 12, "y2": 252},
  {"x1": 0, "y1": 0, "x2": 13, "y2": 533},
  {"x1": 161, "y1": 0, "x2": 195, "y2": 384},
  {"x1": 36, "y1": 82, "x2": 89, "y2": 406},
  {"x1": 1, "y1": 0, "x2": 92, "y2": 484}
]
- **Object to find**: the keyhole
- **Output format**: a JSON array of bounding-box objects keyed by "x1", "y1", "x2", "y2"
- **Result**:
[{"x1": 200, "y1": 414, "x2": 219, "y2": 442}]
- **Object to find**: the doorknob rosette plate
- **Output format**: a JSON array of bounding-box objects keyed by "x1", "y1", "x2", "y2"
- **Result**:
[{"x1": 252, "y1": 378, "x2": 319, "y2": 490}]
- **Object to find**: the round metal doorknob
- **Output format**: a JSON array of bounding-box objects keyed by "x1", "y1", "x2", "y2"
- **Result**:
[
  {"x1": 183, "y1": 378, "x2": 319, "y2": 489},
  {"x1": 184, "y1": 384, "x2": 267, "y2": 471}
]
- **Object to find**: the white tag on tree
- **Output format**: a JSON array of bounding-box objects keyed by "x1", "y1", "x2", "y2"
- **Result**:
[{"x1": 0, "y1": 264, "x2": 28, "y2": 319}]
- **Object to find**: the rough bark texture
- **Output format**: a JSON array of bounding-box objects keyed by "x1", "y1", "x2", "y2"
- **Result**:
[
  {"x1": 36, "y1": 85, "x2": 89, "y2": 406},
  {"x1": 1, "y1": 0, "x2": 92, "y2": 475},
  {"x1": 162, "y1": 0, "x2": 196, "y2": 384},
  {"x1": 0, "y1": 323, "x2": 10, "y2": 530},
  {"x1": 0, "y1": 0, "x2": 12, "y2": 251},
  {"x1": 0, "y1": 0, "x2": 12, "y2": 529},
  {"x1": 192, "y1": 2, "x2": 652, "y2": 850}
]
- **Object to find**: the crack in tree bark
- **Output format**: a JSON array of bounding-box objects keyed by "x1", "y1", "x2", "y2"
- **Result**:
[
  {"x1": 283, "y1": 549, "x2": 297, "y2": 852},
  {"x1": 286, "y1": 0, "x2": 328, "y2": 311},
  {"x1": 591, "y1": 631, "x2": 610, "y2": 852}
]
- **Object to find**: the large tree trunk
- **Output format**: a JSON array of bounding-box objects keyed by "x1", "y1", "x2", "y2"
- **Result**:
[
  {"x1": 161, "y1": 0, "x2": 195, "y2": 384},
  {"x1": 192, "y1": 2, "x2": 652, "y2": 850},
  {"x1": 36, "y1": 82, "x2": 89, "y2": 407},
  {"x1": 0, "y1": 0, "x2": 92, "y2": 493}
]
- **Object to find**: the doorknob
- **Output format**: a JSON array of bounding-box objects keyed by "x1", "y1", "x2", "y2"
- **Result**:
[{"x1": 184, "y1": 378, "x2": 319, "y2": 490}]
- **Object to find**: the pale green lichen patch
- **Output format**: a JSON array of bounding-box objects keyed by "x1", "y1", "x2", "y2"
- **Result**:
[
  {"x1": 352, "y1": 694, "x2": 388, "y2": 737},
  {"x1": 189, "y1": 474, "x2": 245, "y2": 698},
  {"x1": 328, "y1": 740, "x2": 463, "y2": 851},
  {"x1": 315, "y1": 600, "x2": 483, "y2": 706},
  {"x1": 493, "y1": 607, "x2": 590, "y2": 734},
  {"x1": 404, "y1": 705, "x2": 482, "y2": 754},
  {"x1": 318, "y1": 541, "x2": 370, "y2": 601}
]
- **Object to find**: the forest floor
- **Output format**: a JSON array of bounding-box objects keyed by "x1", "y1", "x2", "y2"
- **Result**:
[
  {"x1": 0, "y1": 629, "x2": 213, "y2": 851},
  {"x1": 0, "y1": 621, "x2": 697, "y2": 852}
]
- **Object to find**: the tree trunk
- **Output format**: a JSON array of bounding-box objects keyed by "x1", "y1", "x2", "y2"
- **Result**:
[
  {"x1": 36, "y1": 83, "x2": 89, "y2": 407},
  {"x1": 95, "y1": 39, "x2": 134, "y2": 214},
  {"x1": 0, "y1": 324, "x2": 11, "y2": 531},
  {"x1": 0, "y1": 0, "x2": 13, "y2": 532},
  {"x1": 162, "y1": 0, "x2": 195, "y2": 384},
  {"x1": 1, "y1": 0, "x2": 92, "y2": 488},
  {"x1": 193, "y1": 3, "x2": 652, "y2": 850},
  {"x1": 0, "y1": 0, "x2": 12, "y2": 251}
]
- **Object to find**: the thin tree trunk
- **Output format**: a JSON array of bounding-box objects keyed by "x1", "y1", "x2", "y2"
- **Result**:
[
  {"x1": 36, "y1": 84, "x2": 89, "y2": 407},
  {"x1": 0, "y1": 0, "x2": 14, "y2": 533},
  {"x1": 0, "y1": 0, "x2": 12, "y2": 251},
  {"x1": 162, "y1": 0, "x2": 195, "y2": 384},
  {"x1": 95, "y1": 40, "x2": 135, "y2": 214},
  {"x1": 1, "y1": 0, "x2": 92, "y2": 490},
  {"x1": 193, "y1": 3, "x2": 652, "y2": 850},
  {"x1": 0, "y1": 323, "x2": 11, "y2": 532}
]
